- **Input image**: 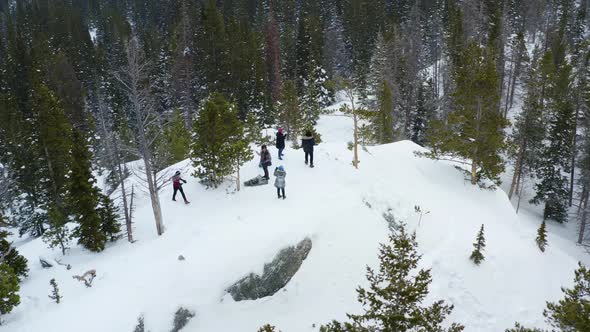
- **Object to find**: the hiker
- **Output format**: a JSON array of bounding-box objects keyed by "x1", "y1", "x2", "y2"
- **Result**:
[
  {"x1": 257, "y1": 145, "x2": 272, "y2": 180},
  {"x1": 274, "y1": 165, "x2": 286, "y2": 199},
  {"x1": 276, "y1": 128, "x2": 287, "y2": 160},
  {"x1": 172, "y1": 171, "x2": 190, "y2": 204},
  {"x1": 301, "y1": 130, "x2": 315, "y2": 168}
]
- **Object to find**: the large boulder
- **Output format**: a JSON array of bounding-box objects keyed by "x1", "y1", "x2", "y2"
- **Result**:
[{"x1": 227, "y1": 238, "x2": 312, "y2": 301}]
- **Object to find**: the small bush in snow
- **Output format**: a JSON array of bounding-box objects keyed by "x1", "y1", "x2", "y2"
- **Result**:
[
  {"x1": 48, "y1": 278, "x2": 61, "y2": 303},
  {"x1": 170, "y1": 307, "x2": 195, "y2": 332},
  {"x1": 382, "y1": 209, "x2": 402, "y2": 234},
  {"x1": 470, "y1": 224, "x2": 486, "y2": 265},
  {"x1": 133, "y1": 315, "x2": 145, "y2": 332},
  {"x1": 505, "y1": 322, "x2": 545, "y2": 331},
  {"x1": 258, "y1": 324, "x2": 280, "y2": 332},
  {"x1": 536, "y1": 221, "x2": 548, "y2": 252},
  {"x1": 319, "y1": 225, "x2": 464, "y2": 332}
]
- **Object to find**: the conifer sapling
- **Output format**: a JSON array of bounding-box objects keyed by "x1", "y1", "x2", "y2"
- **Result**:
[
  {"x1": 470, "y1": 224, "x2": 486, "y2": 265},
  {"x1": 48, "y1": 278, "x2": 61, "y2": 304},
  {"x1": 320, "y1": 225, "x2": 464, "y2": 332},
  {"x1": 536, "y1": 221, "x2": 548, "y2": 252}
]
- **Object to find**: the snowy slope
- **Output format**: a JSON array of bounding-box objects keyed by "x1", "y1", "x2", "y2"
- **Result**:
[{"x1": 5, "y1": 113, "x2": 589, "y2": 332}]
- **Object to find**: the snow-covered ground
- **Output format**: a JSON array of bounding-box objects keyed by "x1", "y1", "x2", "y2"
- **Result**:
[{"x1": 4, "y1": 112, "x2": 589, "y2": 332}]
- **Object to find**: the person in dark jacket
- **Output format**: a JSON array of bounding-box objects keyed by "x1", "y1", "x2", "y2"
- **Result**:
[
  {"x1": 274, "y1": 165, "x2": 286, "y2": 199},
  {"x1": 301, "y1": 130, "x2": 315, "y2": 168},
  {"x1": 172, "y1": 171, "x2": 189, "y2": 204},
  {"x1": 257, "y1": 145, "x2": 272, "y2": 179},
  {"x1": 276, "y1": 128, "x2": 287, "y2": 160}
]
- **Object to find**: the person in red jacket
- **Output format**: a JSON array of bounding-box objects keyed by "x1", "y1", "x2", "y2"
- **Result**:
[{"x1": 172, "y1": 171, "x2": 189, "y2": 204}]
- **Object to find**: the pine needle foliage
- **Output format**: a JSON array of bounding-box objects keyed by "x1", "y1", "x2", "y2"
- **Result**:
[
  {"x1": 0, "y1": 264, "x2": 20, "y2": 322},
  {"x1": 0, "y1": 231, "x2": 28, "y2": 280}
]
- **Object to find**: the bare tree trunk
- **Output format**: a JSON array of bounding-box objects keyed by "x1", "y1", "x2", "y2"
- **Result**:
[
  {"x1": 237, "y1": 164, "x2": 241, "y2": 192},
  {"x1": 130, "y1": 185, "x2": 135, "y2": 224},
  {"x1": 353, "y1": 112, "x2": 359, "y2": 169},
  {"x1": 578, "y1": 190, "x2": 589, "y2": 244},
  {"x1": 516, "y1": 173, "x2": 526, "y2": 214},
  {"x1": 509, "y1": 139, "x2": 527, "y2": 199},
  {"x1": 97, "y1": 96, "x2": 133, "y2": 242},
  {"x1": 577, "y1": 185, "x2": 588, "y2": 216},
  {"x1": 114, "y1": 38, "x2": 165, "y2": 236},
  {"x1": 43, "y1": 146, "x2": 60, "y2": 204},
  {"x1": 113, "y1": 141, "x2": 133, "y2": 242},
  {"x1": 569, "y1": 99, "x2": 581, "y2": 207},
  {"x1": 142, "y1": 153, "x2": 164, "y2": 235},
  {"x1": 504, "y1": 58, "x2": 515, "y2": 118}
]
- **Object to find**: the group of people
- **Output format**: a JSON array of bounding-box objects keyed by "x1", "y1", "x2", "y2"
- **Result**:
[
  {"x1": 172, "y1": 128, "x2": 317, "y2": 202},
  {"x1": 258, "y1": 128, "x2": 316, "y2": 199}
]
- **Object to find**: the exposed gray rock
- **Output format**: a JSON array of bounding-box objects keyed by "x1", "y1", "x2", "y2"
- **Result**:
[
  {"x1": 227, "y1": 238, "x2": 312, "y2": 301},
  {"x1": 39, "y1": 257, "x2": 53, "y2": 268},
  {"x1": 178, "y1": 255, "x2": 185, "y2": 261}
]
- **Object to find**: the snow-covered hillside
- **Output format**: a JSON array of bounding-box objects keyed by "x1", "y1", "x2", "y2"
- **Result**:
[{"x1": 5, "y1": 113, "x2": 589, "y2": 332}]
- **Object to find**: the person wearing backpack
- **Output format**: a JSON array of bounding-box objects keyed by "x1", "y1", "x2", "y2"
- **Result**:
[
  {"x1": 301, "y1": 130, "x2": 315, "y2": 168},
  {"x1": 274, "y1": 165, "x2": 286, "y2": 199},
  {"x1": 172, "y1": 171, "x2": 190, "y2": 204}
]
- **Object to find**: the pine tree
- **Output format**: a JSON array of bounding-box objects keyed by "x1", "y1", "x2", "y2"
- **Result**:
[
  {"x1": 508, "y1": 48, "x2": 546, "y2": 200},
  {"x1": 543, "y1": 262, "x2": 590, "y2": 331},
  {"x1": 35, "y1": 83, "x2": 74, "y2": 230},
  {"x1": 507, "y1": 263, "x2": 590, "y2": 331},
  {"x1": 411, "y1": 80, "x2": 436, "y2": 146},
  {"x1": 470, "y1": 224, "x2": 486, "y2": 265},
  {"x1": 191, "y1": 93, "x2": 248, "y2": 188},
  {"x1": 0, "y1": 231, "x2": 28, "y2": 280},
  {"x1": 531, "y1": 53, "x2": 575, "y2": 223},
  {"x1": 536, "y1": 221, "x2": 548, "y2": 252},
  {"x1": 278, "y1": 81, "x2": 303, "y2": 147},
  {"x1": 320, "y1": 226, "x2": 464, "y2": 332},
  {"x1": 0, "y1": 264, "x2": 20, "y2": 323},
  {"x1": 164, "y1": 110, "x2": 191, "y2": 164},
  {"x1": 48, "y1": 278, "x2": 61, "y2": 304},
  {"x1": 97, "y1": 194, "x2": 121, "y2": 242},
  {"x1": 374, "y1": 80, "x2": 395, "y2": 144},
  {"x1": 42, "y1": 204, "x2": 71, "y2": 256},
  {"x1": 69, "y1": 129, "x2": 106, "y2": 252},
  {"x1": 427, "y1": 42, "x2": 507, "y2": 186},
  {"x1": 265, "y1": 1, "x2": 283, "y2": 106}
]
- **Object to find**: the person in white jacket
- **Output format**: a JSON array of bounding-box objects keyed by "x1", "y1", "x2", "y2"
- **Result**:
[{"x1": 274, "y1": 165, "x2": 286, "y2": 199}]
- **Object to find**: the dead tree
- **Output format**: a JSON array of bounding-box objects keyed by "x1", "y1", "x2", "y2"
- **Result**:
[
  {"x1": 113, "y1": 38, "x2": 165, "y2": 236},
  {"x1": 95, "y1": 94, "x2": 133, "y2": 242},
  {"x1": 73, "y1": 269, "x2": 96, "y2": 287}
]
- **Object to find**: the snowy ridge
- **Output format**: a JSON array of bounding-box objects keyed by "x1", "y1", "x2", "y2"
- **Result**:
[{"x1": 6, "y1": 114, "x2": 589, "y2": 332}]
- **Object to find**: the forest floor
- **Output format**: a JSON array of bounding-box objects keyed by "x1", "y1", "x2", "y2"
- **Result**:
[{"x1": 5, "y1": 106, "x2": 589, "y2": 332}]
